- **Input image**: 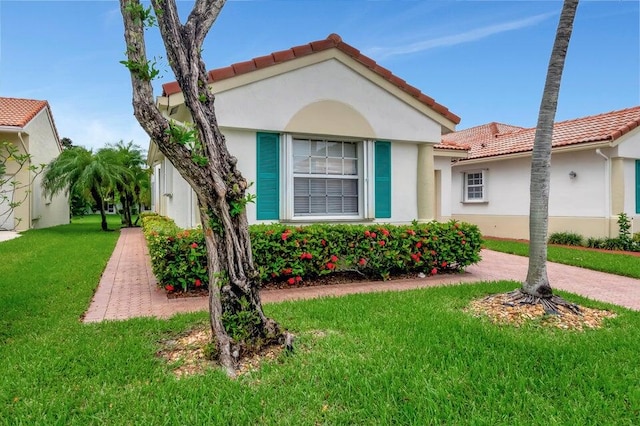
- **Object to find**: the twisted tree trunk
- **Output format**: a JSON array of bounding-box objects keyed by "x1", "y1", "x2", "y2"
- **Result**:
[{"x1": 119, "y1": 0, "x2": 291, "y2": 377}]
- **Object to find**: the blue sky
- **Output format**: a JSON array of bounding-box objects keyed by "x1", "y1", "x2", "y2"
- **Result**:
[{"x1": 1, "y1": 0, "x2": 638, "y2": 151}]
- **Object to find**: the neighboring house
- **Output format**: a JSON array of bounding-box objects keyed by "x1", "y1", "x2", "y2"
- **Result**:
[
  {"x1": 444, "y1": 106, "x2": 640, "y2": 239},
  {"x1": 148, "y1": 34, "x2": 465, "y2": 229},
  {"x1": 0, "y1": 97, "x2": 69, "y2": 231}
]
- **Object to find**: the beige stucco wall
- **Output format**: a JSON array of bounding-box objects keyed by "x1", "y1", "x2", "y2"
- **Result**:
[
  {"x1": 0, "y1": 133, "x2": 28, "y2": 230},
  {"x1": 23, "y1": 109, "x2": 69, "y2": 229},
  {"x1": 452, "y1": 214, "x2": 619, "y2": 240},
  {"x1": 154, "y1": 129, "x2": 442, "y2": 228},
  {"x1": 152, "y1": 54, "x2": 454, "y2": 229},
  {"x1": 213, "y1": 58, "x2": 444, "y2": 144}
]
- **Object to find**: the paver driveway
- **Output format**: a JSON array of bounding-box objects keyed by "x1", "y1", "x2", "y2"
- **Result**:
[{"x1": 83, "y1": 228, "x2": 640, "y2": 323}]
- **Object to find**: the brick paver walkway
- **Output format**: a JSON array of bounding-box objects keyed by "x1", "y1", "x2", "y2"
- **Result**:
[{"x1": 83, "y1": 228, "x2": 640, "y2": 323}]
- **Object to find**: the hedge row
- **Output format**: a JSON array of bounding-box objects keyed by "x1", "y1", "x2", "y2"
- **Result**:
[{"x1": 142, "y1": 214, "x2": 483, "y2": 292}]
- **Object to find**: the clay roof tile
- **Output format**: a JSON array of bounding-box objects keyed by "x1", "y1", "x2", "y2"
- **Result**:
[
  {"x1": 442, "y1": 106, "x2": 640, "y2": 160},
  {"x1": 0, "y1": 97, "x2": 49, "y2": 127}
]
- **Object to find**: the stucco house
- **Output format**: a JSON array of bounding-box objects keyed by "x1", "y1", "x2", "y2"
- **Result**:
[
  {"x1": 148, "y1": 34, "x2": 466, "y2": 229},
  {"x1": 445, "y1": 106, "x2": 640, "y2": 239},
  {"x1": 0, "y1": 97, "x2": 69, "y2": 231}
]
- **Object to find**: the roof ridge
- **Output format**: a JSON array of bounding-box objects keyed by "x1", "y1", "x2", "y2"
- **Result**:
[{"x1": 161, "y1": 33, "x2": 460, "y2": 124}]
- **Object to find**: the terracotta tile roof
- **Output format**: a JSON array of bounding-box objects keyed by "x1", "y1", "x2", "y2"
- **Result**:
[
  {"x1": 0, "y1": 97, "x2": 49, "y2": 128},
  {"x1": 442, "y1": 106, "x2": 640, "y2": 160},
  {"x1": 162, "y1": 33, "x2": 460, "y2": 125}
]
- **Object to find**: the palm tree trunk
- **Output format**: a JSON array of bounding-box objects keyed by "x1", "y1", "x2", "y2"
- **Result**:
[
  {"x1": 91, "y1": 188, "x2": 109, "y2": 232},
  {"x1": 523, "y1": 0, "x2": 579, "y2": 297}
]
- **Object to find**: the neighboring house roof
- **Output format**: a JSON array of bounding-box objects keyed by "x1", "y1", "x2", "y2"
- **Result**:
[
  {"x1": 0, "y1": 97, "x2": 49, "y2": 128},
  {"x1": 161, "y1": 33, "x2": 461, "y2": 125},
  {"x1": 442, "y1": 106, "x2": 640, "y2": 160},
  {"x1": 0, "y1": 96, "x2": 62, "y2": 151}
]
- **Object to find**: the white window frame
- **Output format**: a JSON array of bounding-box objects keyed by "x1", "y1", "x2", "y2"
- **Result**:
[
  {"x1": 462, "y1": 169, "x2": 487, "y2": 203},
  {"x1": 281, "y1": 134, "x2": 375, "y2": 221}
]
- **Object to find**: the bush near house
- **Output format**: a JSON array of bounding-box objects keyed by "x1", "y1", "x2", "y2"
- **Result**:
[
  {"x1": 142, "y1": 214, "x2": 482, "y2": 292},
  {"x1": 549, "y1": 213, "x2": 640, "y2": 253}
]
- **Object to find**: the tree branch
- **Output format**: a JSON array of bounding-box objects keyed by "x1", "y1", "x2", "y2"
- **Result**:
[{"x1": 186, "y1": 0, "x2": 227, "y2": 48}]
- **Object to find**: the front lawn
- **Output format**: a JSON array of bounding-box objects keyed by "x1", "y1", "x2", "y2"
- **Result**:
[
  {"x1": 484, "y1": 238, "x2": 640, "y2": 279},
  {"x1": 1, "y1": 220, "x2": 639, "y2": 424}
]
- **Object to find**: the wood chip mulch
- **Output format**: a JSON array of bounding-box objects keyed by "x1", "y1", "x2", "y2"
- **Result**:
[
  {"x1": 466, "y1": 292, "x2": 617, "y2": 330},
  {"x1": 156, "y1": 326, "x2": 284, "y2": 378}
]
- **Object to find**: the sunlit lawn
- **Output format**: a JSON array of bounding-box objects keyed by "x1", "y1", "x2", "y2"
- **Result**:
[
  {"x1": 483, "y1": 237, "x2": 640, "y2": 279},
  {"x1": 1, "y1": 218, "x2": 639, "y2": 424}
]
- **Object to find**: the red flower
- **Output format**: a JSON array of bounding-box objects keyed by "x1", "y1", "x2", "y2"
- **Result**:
[
  {"x1": 364, "y1": 230, "x2": 371, "y2": 238},
  {"x1": 441, "y1": 261, "x2": 447, "y2": 268},
  {"x1": 358, "y1": 258, "x2": 366, "y2": 266},
  {"x1": 281, "y1": 232, "x2": 289, "y2": 241},
  {"x1": 165, "y1": 284, "x2": 175, "y2": 292},
  {"x1": 330, "y1": 255, "x2": 338, "y2": 262},
  {"x1": 190, "y1": 242, "x2": 198, "y2": 249},
  {"x1": 287, "y1": 278, "x2": 296, "y2": 285},
  {"x1": 378, "y1": 240, "x2": 385, "y2": 246},
  {"x1": 321, "y1": 239, "x2": 327, "y2": 246},
  {"x1": 380, "y1": 228, "x2": 390, "y2": 236},
  {"x1": 295, "y1": 276, "x2": 302, "y2": 283},
  {"x1": 371, "y1": 232, "x2": 377, "y2": 239},
  {"x1": 431, "y1": 268, "x2": 438, "y2": 275},
  {"x1": 462, "y1": 240, "x2": 466, "y2": 245},
  {"x1": 416, "y1": 242, "x2": 422, "y2": 248},
  {"x1": 326, "y1": 262, "x2": 335, "y2": 270},
  {"x1": 407, "y1": 229, "x2": 415, "y2": 236},
  {"x1": 194, "y1": 279, "x2": 202, "y2": 287},
  {"x1": 430, "y1": 250, "x2": 436, "y2": 256},
  {"x1": 300, "y1": 252, "x2": 312, "y2": 260},
  {"x1": 411, "y1": 254, "x2": 419, "y2": 262},
  {"x1": 458, "y1": 231, "x2": 464, "y2": 237},
  {"x1": 282, "y1": 268, "x2": 292, "y2": 275}
]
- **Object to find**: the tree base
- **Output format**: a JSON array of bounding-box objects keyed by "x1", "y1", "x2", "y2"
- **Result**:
[{"x1": 506, "y1": 289, "x2": 581, "y2": 315}]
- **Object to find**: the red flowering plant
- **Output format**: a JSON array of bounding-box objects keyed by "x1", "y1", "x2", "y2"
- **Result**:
[
  {"x1": 144, "y1": 215, "x2": 482, "y2": 291},
  {"x1": 142, "y1": 216, "x2": 208, "y2": 293}
]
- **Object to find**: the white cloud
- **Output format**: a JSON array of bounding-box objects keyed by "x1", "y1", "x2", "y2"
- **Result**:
[
  {"x1": 53, "y1": 104, "x2": 149, "y2": 152},
  {"x1": 365, "y1": 11, "x2": 557, "y2": 60}
]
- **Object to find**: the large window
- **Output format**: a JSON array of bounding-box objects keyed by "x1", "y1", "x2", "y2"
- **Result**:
[
  {"x1": 463, "y1": 170, "x2": 486, "y2": 202},
  {"x1": 256, "y1": 133, "x2": 391, "y2": 221},
  {"x1": 292, "y1": 139, "x2": 359, "y2": 216}
]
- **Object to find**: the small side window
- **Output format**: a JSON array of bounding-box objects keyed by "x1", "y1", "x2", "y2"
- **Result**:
[{"x1": 463, "y1": 170, "x2": 486, "y2": 203}]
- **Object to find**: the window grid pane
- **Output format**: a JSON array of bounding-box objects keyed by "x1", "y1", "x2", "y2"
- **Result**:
[
  {"x1": 292, "y1": 139, "x2": 360, "y2": 216},
  {"x1": 465, "y1": 172, "x2": 484, "y2": 200}
]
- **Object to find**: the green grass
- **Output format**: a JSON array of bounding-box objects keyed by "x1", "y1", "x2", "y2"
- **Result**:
[
  {"x1": 484, "y1": 238, "x2": 640, "y2": 279},
  {"x1": 2, "y1": 219, "x2": 640, "y2": 424}
]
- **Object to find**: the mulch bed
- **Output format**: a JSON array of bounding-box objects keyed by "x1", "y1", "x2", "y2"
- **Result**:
[{"x1": 466, "y1": 292, "x2": 617, "y2": 330}]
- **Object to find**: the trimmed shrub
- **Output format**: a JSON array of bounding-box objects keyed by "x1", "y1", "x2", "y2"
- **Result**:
[
  {"x1": 548, "y1": 232, "x2": 584, "y2": 246},
  {"x1": 142, "y1": 217, "x2": 483, "y2": 291}
]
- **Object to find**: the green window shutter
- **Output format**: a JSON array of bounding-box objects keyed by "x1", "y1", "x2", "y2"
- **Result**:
[
  {"x1": 636, "y1": 160, "x2": 640, "y2": 214},
  {"x1": 256, "y1": 132, "x2": 280, "y2": 220},
  {"x1": 374, "y1": 141, "x2": 391, "y2": 218}
]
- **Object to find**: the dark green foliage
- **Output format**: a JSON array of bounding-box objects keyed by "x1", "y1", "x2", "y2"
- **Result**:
[
  {"x1": 617, "y1": 213, "x2": 633, "y2": 251},
  {"x1": 142, "y1": 215, "x2": 483, "y2": 289},
  {"x1": 548, "y1": 232, "x2": 583, "y2": 246}
]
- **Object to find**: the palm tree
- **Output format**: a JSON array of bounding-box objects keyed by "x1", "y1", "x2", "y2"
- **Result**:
[
  {"x1": 516, "y1": 0, "x2": 580, "y2": 313},
  {"x1": 42, "y1": 147, "x2": 129, "y2": 231},
  {"x1": 106, "y1": 141, "x2": 148, "y2": 227}
]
